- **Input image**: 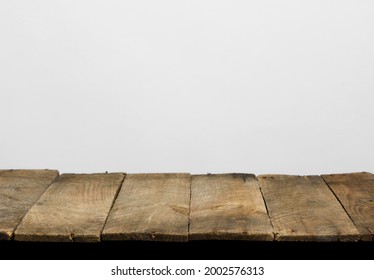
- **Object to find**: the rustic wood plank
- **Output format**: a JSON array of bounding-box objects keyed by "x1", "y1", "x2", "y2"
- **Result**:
[
  {"x1": 0, "y1": 170, "x2": 59, "y2": 240},
  {"x1": 189, "y1": 174, "x2": 274, "y2": 240},
  {"x1": 14, "y1": 173, "x2": 125, "y2": 242},
  {"x1": 102, "y1": 173, "x2": 190, "y2": 242},
  {"x1": 258, "y1": 175, "x2": 360, "y2": 241},
  {"x1": 322, "y1": 172, "x2": 374, "y2": 241}
]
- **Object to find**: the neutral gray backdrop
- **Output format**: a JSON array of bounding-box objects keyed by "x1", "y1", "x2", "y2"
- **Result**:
[{"x1": 1, "y1": 1, "x2": 373, "y2": 174}]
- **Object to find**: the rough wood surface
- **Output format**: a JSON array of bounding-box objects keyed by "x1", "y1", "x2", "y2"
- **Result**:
[
  {"x1": 0, "y1": 170, "x2": 59, "y2": 240},
  {"x1": 258, "y1": 175, "x2": 360, "y2": 241},
  {"x1": 322, "y1": 172, "x2": 374, "y2": 241},
  {"x1": 102, "y1": 173, "x2": 190, "y2": 242},
  {"x1": 189, "y1": 174, "x2": 274, "y2": 240},
  {"x1": 1, "y1": 169, "x2": 372, "y2": 243},
  {"x1": 14, "y1": 173, "x2": 125, "y2": 242}
]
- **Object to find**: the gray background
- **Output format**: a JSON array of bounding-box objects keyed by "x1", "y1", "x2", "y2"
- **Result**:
[{"x1": 1, "y1": 1, "x2": 373, "y2": 174}]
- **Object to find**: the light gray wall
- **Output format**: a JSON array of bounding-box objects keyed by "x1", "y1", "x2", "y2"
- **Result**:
[{"x1": 1, "y1": 1, "x2": 373, "y2": 174}]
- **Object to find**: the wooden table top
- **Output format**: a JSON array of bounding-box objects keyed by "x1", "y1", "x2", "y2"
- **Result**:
[{"x1": 1, "y1": 170, "x2": 373, "y2": 242}]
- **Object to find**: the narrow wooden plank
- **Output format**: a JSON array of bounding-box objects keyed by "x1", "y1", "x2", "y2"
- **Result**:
[
  {"x1": 258, "y1": 175, "x2": 360, "y2": 241},
  {"x1": 0, "y1": 170, "x2": 59, "y2": 240},
  {"x1": 14, "y1": 173, "x2": 125, "y2": 242},
  {"x1": 102, "y1": 173, "x2": 190, "y2": 242},
  {"x1": 322, "y1": 172, "x2": 374, "y2": 241},
  {"x1": 189, "y1": 174, "x2": 274, "y2": 240}
]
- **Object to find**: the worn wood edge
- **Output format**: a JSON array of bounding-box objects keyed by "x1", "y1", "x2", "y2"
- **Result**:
[
  {"x1": 0, "y1": 169, "x2": 59, "y2": 174},
  {"x1": 0, "y1": 169, "x2": 60, "y2": 183},
  {"x1": 257, "y1": 174, "x2": 318, "y2": 179},
  {"x1": 192, "y1": 173, "x2": 256, "y2": 181},
  {"x1": 14, "y1": 233, "x2": 101, "y2": 243},
  {"x1": 188, "y1": 232, "x2": 274, "y2": 241},
  {"x1": 72, "y1": 234, "x2": 101, "y2": 243},
  {"x1": 275, "y1": 233, "x2": 360, "y2": 242},
  {"x1": 321, "y1": 171, "x2": 373, "y2": 180},
  {"x1": 0, "y1": 230, "x2": 13, "y2": 241},
  {"x1": 60, "y1": 172, "x2": 126, "y2": 176},
  {"x1": 121, "y1": 172, "x2": 190, "y2": 176},
  {"x1": 360, "y1": 234, "x2": 374, "y2": 242},
  {"x1": 14, "y1": 233, "x2": 73, "y2": 242},
  {"x1": 102, "y1": 232, "x2": 188, "y2": 242}
]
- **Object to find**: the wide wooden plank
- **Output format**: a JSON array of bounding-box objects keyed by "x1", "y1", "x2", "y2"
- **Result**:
[
  {"x1": 0, "y1": 170, "x2": 59, "y2": 240},
  {"x1": 258, "y1": 175, "x2": 360, "y2": 241},
  {"x1": 14, "y1": 173, "x2": 125, "y2": 242},
  {"x1": 322, "y1": 172, "x2": 374, "y2": 241},
  {"x1": 189, "y1": 174, "x2": 274, "y2": 240},
  {"x1": 102, "y1": 173, "x2": 190, "y2": 242}
]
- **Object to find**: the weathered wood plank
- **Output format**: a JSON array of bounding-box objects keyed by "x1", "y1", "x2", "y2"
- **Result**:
[
  {"x1": 189, "y1": 174, "x2": 274, "y2": 240},
  {"x1": 322, "y1": 172, "x2": 374, "y2": 241},
  {"x1": 102, "y1": 173, "x2": 190, "y2": 242},
  {"x1": 0, "y1": 170, "x2": 59, "y2": 240},
  {"x1": 258, "y1": 175, "x2": 360, "y2": 241},
  {"x1": 14, "y1": 173, "x2": 125, "y2": 242}
]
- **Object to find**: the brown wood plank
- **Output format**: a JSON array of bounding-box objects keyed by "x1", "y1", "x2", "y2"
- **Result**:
[
  {"x1": 14, "y1": 173, "x2": 125, "y2": 242},
  {"x1": 102, "y1": 173, "x2": 190, "y2": 242},
  {"x1": 258, "y1": 175, "x2": 360, "y2": 241},
  {"x1": 189, "y1": 174, "x2": 274, "y2": 240},
  {"x1": 322, "y1": 172, "x2": 374, "y2": 241},
  {"x1": 0, "y1": 170, "x2": 59, "y2": 240}
]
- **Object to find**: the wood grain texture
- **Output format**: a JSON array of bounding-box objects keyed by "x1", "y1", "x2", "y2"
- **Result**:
[
  {"x1": 322, "y1": 172, "x2": 374, "y2": 241},
  {"x1": 0, "y1": 170, "x2": 59, "y2": 240},
  {"x1": 189, "y1": 174, "x2": 274, "y2": 240},
  {"x1": 258, "y1": 175, "x2": 360, "y2": 241},
  {"x1": 14, "y1": 173, "x2": 125, "y2": 242},
  {"x1": 102, "y1": 173, "x2": 190, "y2": 242}
]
